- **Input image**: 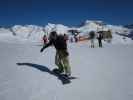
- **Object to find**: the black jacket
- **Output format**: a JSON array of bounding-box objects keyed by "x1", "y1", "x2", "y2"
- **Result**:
[{"x1": 41, "y1": 35, "x2": 67, "y2": 51}]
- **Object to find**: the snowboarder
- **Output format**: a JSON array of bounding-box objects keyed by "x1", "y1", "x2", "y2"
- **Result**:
[
  {"x1": 97, "y1": 33, "x2": 103, "y2": 48},
  {"x1": 89, "y1": 31, "x2": 95, "y2": 48},
  {"x1": 40, "y1": 31, "x2": 71, "y2": 76}
]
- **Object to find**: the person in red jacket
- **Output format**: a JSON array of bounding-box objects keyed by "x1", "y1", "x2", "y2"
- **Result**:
[{"x1": 42, "y1": 35, "x2": 48, "y2": 44}]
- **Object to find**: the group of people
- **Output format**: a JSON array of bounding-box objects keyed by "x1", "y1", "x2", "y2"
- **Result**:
[{"x1": 89, "y1": 31, "x2": 103, "y2": 48}]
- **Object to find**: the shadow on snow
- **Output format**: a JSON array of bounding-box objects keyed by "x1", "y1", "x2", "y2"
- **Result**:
[{"x1": 16, "y1": 62, "x2": 76, "y2": 85}]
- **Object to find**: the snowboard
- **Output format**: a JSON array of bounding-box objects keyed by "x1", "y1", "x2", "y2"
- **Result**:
[{"x1": 52, "y1": 68, "x2": 77, "y2": 85}]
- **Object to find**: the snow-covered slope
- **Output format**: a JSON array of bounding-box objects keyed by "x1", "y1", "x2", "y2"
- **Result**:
[
  {"x1": 0, "y1": 42, "x2": 133, "y2": 100},
  {"x1": 0, "y1": 20, "x2": 132, "y2": 44},
  {"x1": 111, "y1": 33, "x2": 132, "y2": 44},
  {"x1": 0, "y1": 28, "x2": 13, "y2": 38}
]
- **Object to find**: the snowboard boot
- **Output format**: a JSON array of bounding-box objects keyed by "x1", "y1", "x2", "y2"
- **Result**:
[
  {"x1": 64, "y1": 71, "x2": 71, "y2": 77},
  {"x1": 53, "y1": 68, "x2": 64, "y2": 74}
]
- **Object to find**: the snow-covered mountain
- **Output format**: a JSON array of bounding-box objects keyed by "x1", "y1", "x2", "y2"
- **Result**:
[
  {"x1": 44, "y1": 23, "x2": 69, "y2": 35},
  {"x1": 11, "y1": 25, "x2": 44, "y2": 42},
  {"x1": 0, "y1": 20, "x2": 132, "y2": 44},
  {"x1": 78, "y1": 20, "x2": 130, "y2": 35}
]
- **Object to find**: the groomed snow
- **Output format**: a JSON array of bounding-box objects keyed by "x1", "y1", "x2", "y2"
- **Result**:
[{"x1": 0, "y1": 41, "x2": 133, "y2": 100}]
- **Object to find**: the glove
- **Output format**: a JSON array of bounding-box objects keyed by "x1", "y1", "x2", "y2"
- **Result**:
[{"x1": 40, "y1": 48, "x2": 44, "y2": 52}]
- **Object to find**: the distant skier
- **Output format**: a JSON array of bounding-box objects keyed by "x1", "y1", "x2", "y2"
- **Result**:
[
  {"x1": 69, "y1": 35, "x2": 74, "y2": 43},
  {"x1": 42, "y1": 35, "x2": 48, "y2": 45},
  {"x1": 97, "y1": 33, "x2": 103, "y2": 48},
  {"x1": 40, "y1": 31, "x2": 71, "y2": 76},
  {"x1": 74, "y1": 34, "x2": 79, "y2": 42},
  {"x1": 89, "y1": 31, "x2": 95, "y2": 48}
]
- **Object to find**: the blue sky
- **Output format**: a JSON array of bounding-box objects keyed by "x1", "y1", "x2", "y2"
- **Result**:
[{"x1": 0, "y1": 0, "x2": 133, "y2": 26}]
